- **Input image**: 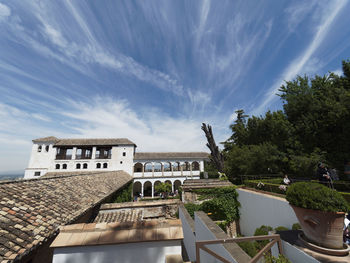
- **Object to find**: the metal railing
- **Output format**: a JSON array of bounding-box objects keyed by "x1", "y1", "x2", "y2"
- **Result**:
[{"x1": 195, "y1": 234, "x2": 283, "y2": 263}]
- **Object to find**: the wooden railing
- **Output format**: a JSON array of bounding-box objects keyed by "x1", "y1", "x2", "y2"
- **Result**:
[{"x1": 195, "y1": 234, "x2": 283, "y2": 263}]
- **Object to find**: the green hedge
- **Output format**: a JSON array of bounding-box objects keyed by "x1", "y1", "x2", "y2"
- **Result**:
[
  {"x1": 286, "y1": 182, "x2": 350, "y2": 212},
  {"x1": 244, "y1": 180, "x2": 350, "y2": 204}
]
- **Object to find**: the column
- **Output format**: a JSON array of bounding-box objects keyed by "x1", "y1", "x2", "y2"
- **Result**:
[
  {"x1": 141, "y1": 182, "x2": 144, "y2": 198},
  {"x1": 152, "y1": 162, "x2": 154, "y2": 177},
  {"x1": 92, "y1": 147, "x2": 96, "y2": 159},
  {"x1": 180, "y1": 162, "x2": 183, "y2": 176},
  {"x1": 189, "y1": 161, "x2": 193, "y2": 179},
  {"x1": 171, "y1": 181, "x2": 174, "y2": 193},
  {"x1": 151, "y1": 183, "x2": 154, "y2": 198},
  {"x1": 161, "y1": 162, "x2": 164, "y2": 176},
  {"x1": 200, "y1": 160, "x2": 204, "y2": 172},
  {"x1": 71, "y1": 147, "x2": 77, "y2": 160},
  {"x1": 142, "y1": 163, "x2": 144, "y2": 177}
]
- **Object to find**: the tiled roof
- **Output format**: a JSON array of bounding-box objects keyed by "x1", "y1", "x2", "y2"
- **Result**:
[
  {"x1": 134, "y1": 152, "x2": 210, "y2": 160},
  {"x1": 32, "y1": 137, "x2": 136, "y2": 146},
  {"x1": 94, "y1": 209, "x2": 143, "y2": 223},
  {"x1": 50, "y1": 219, "x2": 183, "y2": 248},
  {"x1": 0, "y1": 171, "x2": 132, "y2": 262}
]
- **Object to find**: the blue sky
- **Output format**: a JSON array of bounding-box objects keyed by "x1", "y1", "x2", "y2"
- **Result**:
[{"x1": 0, "y1": 0, "x2": 350, "y2": 173}]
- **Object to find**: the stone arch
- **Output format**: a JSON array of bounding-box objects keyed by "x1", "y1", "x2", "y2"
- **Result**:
[
  {"x1": 192, "y1": 161, "x2": 200, "y2": 171},
  {"x1": 134, "y1": 162, "x2": 143, "y2": 173},
  {"x1": 182, "y1": 162, "x2": 190, "y2": 171},
  {"x1": 76, "y1": 163, "x2": 81, "y2": 169},
  {"x1": 172, "y1": 162, "x2": 180, "y2": 171},
  {"x1": 154, "y1": 180, "x2": 162, "y2": 197},
  {"x1": 144, "y1": 162, "x2": 153, "y2": 172},
  {"x1": 45, "y1": 145, "x2": 49, "y2": 152},
  {"x1": 38, "y1": 145, "x2": 42, "y2": 152},
  {"x1": 144, "y1": 181, "x2": 152, "y2": 197},
  {"x1": 133, "y1": 181, "x2": 142, "y2": 197},
  {"x1": 103, "y1": 163, "x2": 108, "y2": 168},
  {"x1": 83, "y1": 163, "x2": 88, "y2": 169},
  {"x1": 153, "y1": 162, "x2": 162, "y2": 172},
  {"x1": 163, "y1": 162, "x2": 171, "y2": 172},
  {"x1": 96, "y1": 163, "x2": 101, "y2": 169},
  {"x1": 62, "y1": 164, "x2": 67, "y2": 169},
  {"x1": 174, "y1": 180, "x2": 182, "y2": 191},
  {"x1": 55, "y1": 164, "x2": 60, "y2": 169}
]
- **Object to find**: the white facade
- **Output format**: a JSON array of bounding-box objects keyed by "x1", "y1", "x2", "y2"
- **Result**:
[{"x1": 25, "y1": 137, "x2": 208, "y2": 196}]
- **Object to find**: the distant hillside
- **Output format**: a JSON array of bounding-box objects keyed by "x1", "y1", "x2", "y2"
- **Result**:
[{"x1": 0, "y1": 173, "x2": 24, "y2": 181}]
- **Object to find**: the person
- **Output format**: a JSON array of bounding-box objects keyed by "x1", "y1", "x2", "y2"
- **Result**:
[
  {"x1": 317, "y1": 162, "x2": 331, "y2": 186},
  {"x1": 283, "y1": 174, "x2": 290, "y2": 185}
]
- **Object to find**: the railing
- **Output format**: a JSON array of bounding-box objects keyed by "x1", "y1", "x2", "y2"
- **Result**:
[
  {"x1": 195, "y1": 234, "x2": 283, "y2": 263},
  {"x1": 55, "y1": 155, "x2": 72, "y2": 160}
]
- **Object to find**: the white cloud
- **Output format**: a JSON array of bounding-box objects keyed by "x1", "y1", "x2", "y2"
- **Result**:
[
  {"x1": 0, "y1": 3, "x2": 10, "y2": 20},
  {"x1": 284, "y1": 1, "x2": 317, "y2": 32},
  {"x1": 252, "y1": 0, "x2": 346, "y2": 115},
  {"x1": 332, "y1": 68, "x2": 343, "y2": 76}
]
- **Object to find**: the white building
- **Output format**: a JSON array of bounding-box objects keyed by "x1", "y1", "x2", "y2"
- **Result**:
[{"x1": 25, "y1": 136, "x2": 209, "y2": 197}]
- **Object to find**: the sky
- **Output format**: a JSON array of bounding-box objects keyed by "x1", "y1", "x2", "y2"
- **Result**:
[{"x1": 0, "y1": 0, "x2": 350, "y2": 173}]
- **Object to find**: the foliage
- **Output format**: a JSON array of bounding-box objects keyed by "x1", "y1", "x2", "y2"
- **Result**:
[
  {"x1": 254, "y1": 225, "x2": 273, "y2": 250},
  {"x1": 113, "y1": 182, "x2": 132, "y2": 203},
  {"x1": 292, "y1": 223, "x2": 301, "y2": 230},
  {"x1": 184, "y1": 186, "x2": 240, "y2": 226},
  {"x1": 224, "y1": 60, "x2": 350, "y2": 179},
  {"x1": 286, "y1": 182, "x2": 350, "y2": 212},
  {"x1": 274, "y1": 226, "x2": 289, "y2": 232},
  {"x1": 216, "y1": 221, "x2": 227, "y2": 232},
  {"x1": 264, "y1": 254, "x2": 291, "y2": 263},
  {"x1": 154, "y1": 182, "x2": 172, "y2": 195},
  {"x1": 184, "y1": 203, "x2": 201, "y2": 218},
  {"x1": 237, "y1": 240, "x2": 258, "y2": 258}
]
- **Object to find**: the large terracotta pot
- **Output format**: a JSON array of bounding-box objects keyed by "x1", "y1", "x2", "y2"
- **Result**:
[{"x1": 291, "y1": 205, "x2": 345, "y2": 249}]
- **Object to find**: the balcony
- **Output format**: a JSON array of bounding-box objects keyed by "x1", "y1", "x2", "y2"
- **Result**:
[{"x1": 55, "y1": 155, "x2": 72, "y2": 160}]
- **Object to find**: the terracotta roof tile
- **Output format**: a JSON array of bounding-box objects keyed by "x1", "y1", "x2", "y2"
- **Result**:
[{"x1": 0, "y1": 171, "x2": 132, "y2": 262}]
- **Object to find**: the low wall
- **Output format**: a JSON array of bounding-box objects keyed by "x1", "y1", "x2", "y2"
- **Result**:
[
  {"x1": 237, "y1": 188, "x2": 298, "y2": 236},
  {"x1": 179, "y1": 205, "x2": 196, "y2": 261}
]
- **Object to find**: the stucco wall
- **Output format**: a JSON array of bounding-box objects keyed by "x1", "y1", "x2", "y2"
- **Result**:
[
  {"x1": 237, "y1": 188, "x2": 298, "y2": 236},
  {"x1": 52, "y1": 240, "x2": 181, "y2": 263},
  {"x1": 179, "y1": 205, "x2": 196, "y2": 261}
]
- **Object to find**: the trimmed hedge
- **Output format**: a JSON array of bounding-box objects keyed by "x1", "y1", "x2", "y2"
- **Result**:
[
  {"x1": 286, "y1": 182, "x2": 350, "y2": 212},
  {"x1": 244, "y1": 180, "x2": 350, "y2": 204}
]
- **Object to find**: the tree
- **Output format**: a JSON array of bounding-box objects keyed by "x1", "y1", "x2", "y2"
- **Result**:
[
  {"x1": 154, "y1": 182, "x2": 172, "y2": 198},
  {"x1": 201, "y1": 123, "x2": 224, "y2": 172}
]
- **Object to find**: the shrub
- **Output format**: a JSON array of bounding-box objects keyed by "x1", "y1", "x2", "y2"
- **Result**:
[
  {"x1": 113, "y1": 182, "x2": 132, "y2": 203},
  {"x1": 254, "y1": 225, "x2": 273, "y2": 250},
  {"x1": 286, "y1": 182, "x2": 350, "y2": 212},
  {"x1": 184, "y1": 203, "x2": 201, "y2": 218},
  {"x1": 274, "y1": 226, "x2": 289, "y2": 232},
  {"x1": 264, "y1": 254, "x2": 291, "y2": 263},
  {"x1": 292, "y1": 223, "x2": 301, "y2": 230},
  {"x1": 237, "y1": 240, "x2": 258, "y2": 258}
]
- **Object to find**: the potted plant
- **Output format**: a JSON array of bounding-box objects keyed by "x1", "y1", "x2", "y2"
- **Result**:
[{"x1": 286, "y1": 182, "x2": 349, "y2": 250}]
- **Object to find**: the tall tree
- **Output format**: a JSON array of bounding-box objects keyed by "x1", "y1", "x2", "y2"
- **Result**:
[{"x1": 201, "y1": 123, "x2": 224, "y2": 172}]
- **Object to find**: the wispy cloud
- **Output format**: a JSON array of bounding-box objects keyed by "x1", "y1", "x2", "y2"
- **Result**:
[
  {"x1": 252, "y1": 0, "x2": 346, "y2": 115},
  {"x1": 0, "y1": 2, "x2": 10, "y2": 20}
]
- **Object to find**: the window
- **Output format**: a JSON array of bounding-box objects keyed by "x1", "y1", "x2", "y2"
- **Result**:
[
  {"x1": 38, "y1": 145, "x2": 42, "y2": 152},
  {"x1": 120, "y1": 161, "x2": 123, "y2": 164},
  {"x1": 45, "y1": 145, "x2": 49, "y2": 152},
  {"x1": 55, "y1": 164, "x2": 60, "y2": 169},
  {"x1": 96, "y1": 163, "x2": 101, "y2": 169},
  {"x1": 62, "y1": 164, "x2": 67, "y2": 169},
  {"x1": 123, "y1": 152, "x2": 126, "y2": 157},
  {"x1": 76, "y1": 163, "x2": 81, "y2": 169},
  {"x1": 83, "y1": 163, "x2": 88, "y2": 169},
  {"x1": 34, "y1": 171, "x2": 41, "y2": 176},
  {"x1": 103, "y1": 163, "x2": 108, "y2": 168}
]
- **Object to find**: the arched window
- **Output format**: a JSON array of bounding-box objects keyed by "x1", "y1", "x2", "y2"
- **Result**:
[
  {"x1": 103, "y1": 163, "x2": 108, "y2": 168},
  {"x1": 55, "y1": 164, "x2": 60, "y2": 170},
  {"x1": 62, "y1": 164, "x2": 67, "y2": 169},
  {"x1": 96, "y1": 163, "x2": 101, "y2": 169},
  {"x1": 76, "y1": 163, "x2": 81, "y2": 169},
  {"x1": 45, "y1": 145, "x2": 49, "y2": 152},
  {"x1": 38, "y1": 145, "x2": 42, "y2": 152},
  {"x1": 83, "y1": 163, "x2": 88, "y2": 169}
]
